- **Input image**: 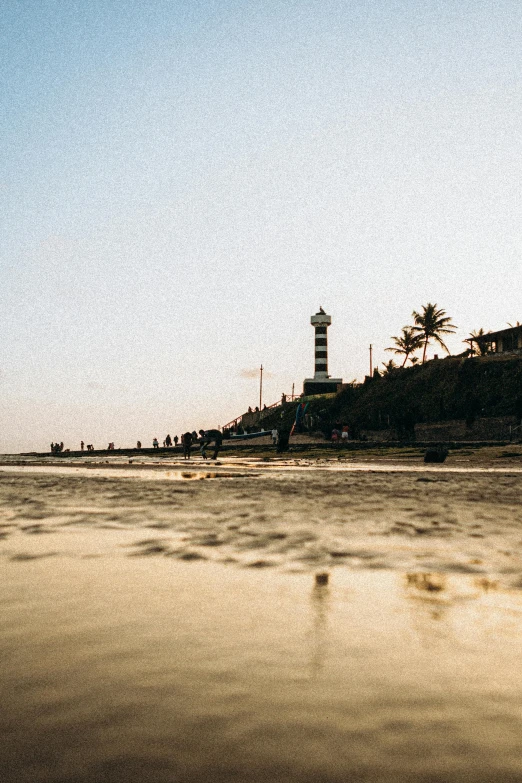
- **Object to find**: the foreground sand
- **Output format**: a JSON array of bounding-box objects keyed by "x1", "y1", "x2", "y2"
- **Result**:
[
  {"x1": 2, "y1": 450, "x2": 522, "y2": 782},
  {"x1": 2, "y1": 448, "x2": 522, "y2": 578}
]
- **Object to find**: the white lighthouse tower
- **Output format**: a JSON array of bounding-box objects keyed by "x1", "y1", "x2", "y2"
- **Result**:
[{"x1": 303, "y1": 308, "x2": 343, "y2": 396}]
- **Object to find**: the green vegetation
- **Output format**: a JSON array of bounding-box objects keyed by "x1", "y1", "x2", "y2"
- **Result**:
[
  {"x1": 465, "y1": 328, "x2": 490, "y2": 356},
  {"x1": 384, "y1": 302, "x2": 457, "y2": 366},
  {"x1": 385, "y1": 327, "x2": 423, "y2": 366},
  {"x1": 411, "y1": 303, "x2": 457, "y2": 362}
]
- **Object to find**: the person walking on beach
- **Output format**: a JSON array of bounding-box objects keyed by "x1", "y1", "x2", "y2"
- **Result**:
[
  {"x1": 153, "y1": 437, "x2": 159, "y2": 449},
  {"x1": 81, "y1": 441, "x2": 84, "y2": 451},
  {"x1": 199, "y1": 429, "x2": 223, "y2": 460},
  {"x1": 165, "y1": 434, "x2": 172, "y2": 448},
  {"x1": 174, "y1": 435, "x2": 179, "y2": 447},
  {"x1": 182, "y1": 431, "x2": 193, "y2": 460},
  {"x1": 136, "y1": 441, "x2": 142, "y2": 450}
]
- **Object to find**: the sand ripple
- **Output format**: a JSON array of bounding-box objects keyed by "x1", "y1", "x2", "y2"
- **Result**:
[{"x1": 1, "y1": 467, "x2": 522, "y2": 584}]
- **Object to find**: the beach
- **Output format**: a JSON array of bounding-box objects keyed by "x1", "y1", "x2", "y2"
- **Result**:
[{"x1": 2, "y1": 449, "x2": 522, "y2": 782}]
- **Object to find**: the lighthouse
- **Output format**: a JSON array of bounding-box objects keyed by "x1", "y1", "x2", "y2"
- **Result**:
[{"x1": 303, "y1": 308, "x2": 343, "y2": 396}]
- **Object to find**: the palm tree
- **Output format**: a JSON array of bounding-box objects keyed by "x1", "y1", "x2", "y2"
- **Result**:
[
  {"x1": 381, "y1": 359, "x2": 398, "y2": 375},
  {"x1": 464, "y1": 328, "x2": 489, "y2": 356},
  {"x1": 412, "y1": 303, "x2": 456, "y2": 362},
  {"x1": 386, "y1": 327, "x2": 423, "y2": 367}
]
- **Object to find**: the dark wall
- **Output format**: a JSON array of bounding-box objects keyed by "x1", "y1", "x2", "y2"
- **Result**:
[{"x1": 303, "y1": 381, "x2": 341, "y2": 396}]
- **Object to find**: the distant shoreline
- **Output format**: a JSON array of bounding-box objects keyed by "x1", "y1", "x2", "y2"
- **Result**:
[{"x1": 2, "y1": 442, "x2": 522, "y2": 470}]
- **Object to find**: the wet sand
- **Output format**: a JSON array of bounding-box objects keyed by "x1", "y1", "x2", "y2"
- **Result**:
[{"x1": 2, "y1": 451, "x2": 522, "y2": 782}]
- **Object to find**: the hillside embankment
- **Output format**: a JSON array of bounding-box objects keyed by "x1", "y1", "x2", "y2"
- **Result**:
[{"x1": 260, "y1": 353, "x2": 522, "y2": 442}]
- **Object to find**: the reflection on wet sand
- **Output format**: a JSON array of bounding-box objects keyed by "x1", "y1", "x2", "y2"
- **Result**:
[
  {"x1": 308, "y1": 579, "x2": 331, "y2": 677},
  {"x1": 3, "y1": 560, "x2": 522, "y2": 782},
  {"x1": 2, "y1": 464, "x2": 522, "y2": 781},
  {"x1": 406, "y1": 571, "x2": 446, "y2": 592}
]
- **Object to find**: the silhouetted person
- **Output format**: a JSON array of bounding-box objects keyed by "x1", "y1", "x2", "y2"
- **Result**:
[
  {"x1": 165, "y1": 434, "x2": 172, "y2": 447},
  {"x1": 199, "y1": 429, "x2": 223, "y2": 460},
  {"x1": 276, "y1": 429, "x2": 290, "y2": 453},
  {"x1": 182, "y1": 431, "x2": 193, "y2": 460},
  {"x1": 81, "y1": 441, "x2": 84, "y2": 451},
  {"x1": 174, "y1": 435, "x2": 179, "y2": 447},
  {"x1": 136, "y1": 441, "x2": 142, "y2": 450}
]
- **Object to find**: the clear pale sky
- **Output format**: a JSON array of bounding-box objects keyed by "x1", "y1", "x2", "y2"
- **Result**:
[{"x1": 2, "y1": 0, "x2": 521, "y2": 453}]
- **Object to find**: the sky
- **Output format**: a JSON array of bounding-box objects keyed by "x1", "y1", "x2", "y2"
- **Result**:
[{"x1": 2, "y1": 0, "x2": 521, "y2": 453}]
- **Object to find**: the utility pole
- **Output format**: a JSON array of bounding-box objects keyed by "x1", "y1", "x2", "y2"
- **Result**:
[
  {"x1": 369, "y1": 344, "x2": 373, "y2": 377},
  {"x1": 291, "y1": 382, "x2": 295, "y2": 401},
  {"x1": 259, "y1": 365, "x2": 263, "y2": 410}
]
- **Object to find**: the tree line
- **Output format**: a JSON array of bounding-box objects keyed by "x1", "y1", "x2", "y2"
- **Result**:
[
  {"x1": 384, "y1": 302, "x2": 456, "y2": 371},
  {"x1": 382, "y1": 303, "x2": 500, "y2": 374}
]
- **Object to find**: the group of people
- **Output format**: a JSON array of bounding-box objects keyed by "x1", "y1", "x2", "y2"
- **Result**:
[
  {"x1": 54, "y1": 429, "x2": 224, "y2": 458},
  {"x1": 80, "y1": 441, "x2": 94, "y2": 451},
  {"x1": 152, "y1": 434, "x2": 180, "y2": 448},
  {"x1": 146, "y1": 433, "x2": 183, "y2": 450},
  {"x1": 138, "y1": 430, "x2": 223, "y2": 460}
]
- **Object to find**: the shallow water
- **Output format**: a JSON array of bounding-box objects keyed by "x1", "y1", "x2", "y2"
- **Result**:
[
  {"x1": 3, "y1": 458, "x2": 522, "y2": 477},
  {"x1": 3, "y1": 466, "x2": 522, "y2": 782}
]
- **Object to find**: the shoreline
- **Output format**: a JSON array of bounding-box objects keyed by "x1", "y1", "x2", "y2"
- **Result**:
[
  {"x1": 16, "y1": 437, "x2": 521, "y2": 458},
  {"x1": 3, "y1": 442, "x2": 522, "y2": 470}
]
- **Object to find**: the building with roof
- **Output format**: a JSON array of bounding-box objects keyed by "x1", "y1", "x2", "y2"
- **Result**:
[{"x1": 473, "y1": 324, "x2": 522, "y2": 355}]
